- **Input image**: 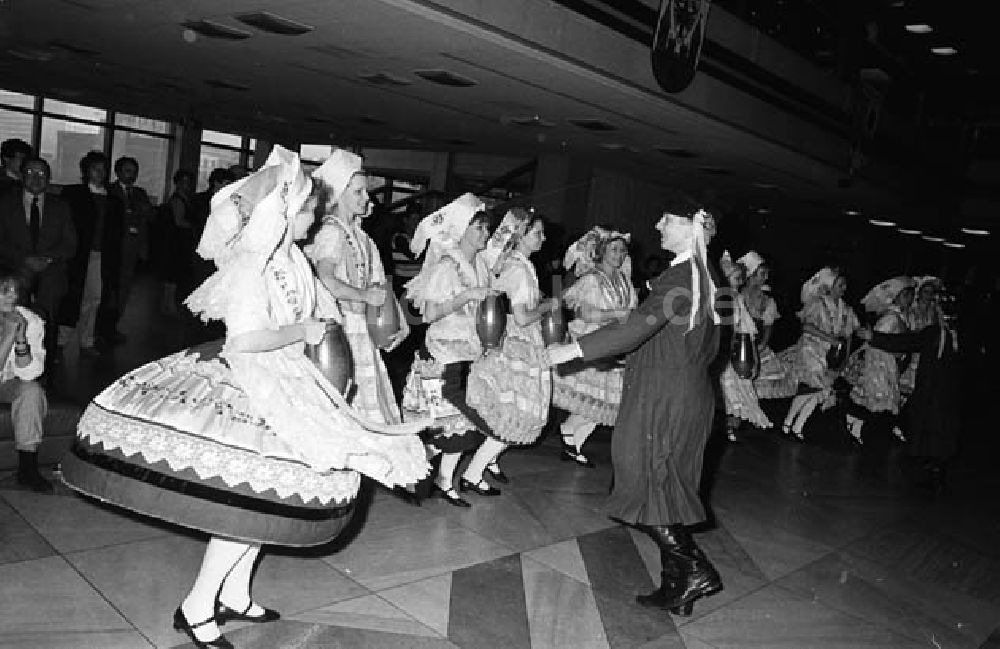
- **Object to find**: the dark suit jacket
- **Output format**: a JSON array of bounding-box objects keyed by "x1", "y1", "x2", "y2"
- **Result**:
[
  {"x1": 59, "y1": 184, "x2": 124, "y2": 325},
  {"x1": 0, "y1": 190, "x2": 77, "y2": 269}
]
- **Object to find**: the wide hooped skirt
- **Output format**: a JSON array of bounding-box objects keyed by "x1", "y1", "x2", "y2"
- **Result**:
[{"x1": 60, "y1": 340, "x2": 361, "y2": 547}]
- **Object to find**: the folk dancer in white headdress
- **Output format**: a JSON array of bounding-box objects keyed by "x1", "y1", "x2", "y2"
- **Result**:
[
  {"x1": 463, "y1": 209, "x2": 556, "y2": 494},
  {"x1": 779, "y1": 266, "x2": 860, "y2": 440},
  {"x1": 552, "y1": 226, "x2": 638, "y2": 466},
  {"x1": 718, "y1": 251, "x2": 772, "y2": 442},
  {"x1": 306, "y1": 149, "x2": 409, "y2": 424},
  {"x1": 737, "y1": 251, "x2": 797, "y2": 401},
  {"x1": 844, "y1": 276, "x2": 914, "y2": 453},
  {"x1": 60, "y1": 147, "x2": 428, "y2": 648},
  {"x1": 401, "y1": 193, "x2": 496, "y2": 507}
]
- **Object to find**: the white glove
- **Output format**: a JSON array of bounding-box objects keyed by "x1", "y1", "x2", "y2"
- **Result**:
[{"x1": 545, "y1": 342, "x2": 583, "y2": 367}]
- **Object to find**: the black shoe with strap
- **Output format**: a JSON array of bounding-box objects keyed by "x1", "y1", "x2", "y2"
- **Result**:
[
  {"x1": 485, "y1": 463, "x2": 510, "y2": 484},
  {"x1": 458, "y1": 477, "x2": 501, "y2": 496},
  {"x1": 173, "y1": 607, "x2": 234, "y2": 649},
  {"x1": 215, "y1": 601, "x2": 281, "y2": 625},
  {"x1": 433, "y1": 484, "x2": 471, "y2": 508}
]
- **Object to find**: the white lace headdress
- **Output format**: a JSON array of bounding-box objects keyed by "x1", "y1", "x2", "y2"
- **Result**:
[{"x1": 563, "y1": 226, "x2": 632, "y2": 278}]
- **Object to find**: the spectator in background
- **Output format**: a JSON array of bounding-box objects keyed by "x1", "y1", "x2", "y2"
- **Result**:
[
  {"x1": 0, "y1": 138, "x2": 32, "y2": 196},
  {"x1": 107, "y1": 156, "x2": 154, "y2": 343},
  {"x1": 0, "y1": 264, "x2": 52, "y2": 492},
  {"x1": 227, "y1": 164, "x2": 248, "y2": 182},
  {"x1": 60, "y1": 150, "x2": 123, "y2": 355},
  {"x1": 188, "y1": 168, "x2": 231, "y2": 290},
  {"x1": 153, "y1": 169, "x2": 195, "y2": 314},
  {"x1": 0, "y1": 158, "x2": 76, "y2": 364},
  {"x1": 390, "y1": 205, "x2": 423, "y2": 295}
]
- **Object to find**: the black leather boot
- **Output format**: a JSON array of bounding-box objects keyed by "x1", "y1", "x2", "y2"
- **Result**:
[
  {"x1": 635, "y1": 525, "x2": 684, "y2": 610},
  {"x1": 657, "y1": 527, "x2": 722, "y2": 614},
  {"x1": 17, "y1": 451, "x2": 54, "y2": 493}
]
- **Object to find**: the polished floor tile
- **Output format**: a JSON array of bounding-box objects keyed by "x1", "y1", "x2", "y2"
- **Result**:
[
  {"x1": 0, "y1": 488, "x2": 169, "y2": 554},
  {"x1": 682, "y1": 584, "x2": 928, "y2": 648},
  {"x1": 777, "y1": 552, "x2": 998, "y2": 649},
  {"x1": 323, "y1": 515, "x2": 515, "y2": 591},
  {"x1": 449, "y1": 554, "x2": 531, "y2": 649},
  {"x1": 379, "y1": 573, "x2": 453, "y2": 637},
  {"x1": 290, "y1": 594, "x2": 441, "y2": 638},
  {"x1": 524, "y1": 539, "x2": 592, "y2": 585},
  {"x1": 0, "y1": 630, "x2": 153, "y2": 649},
  {"x1": 0, "y1": 497, "x2": 56, "y2": 565},
  {"x1": 0, "y1": 556, "x2": 132, "y2": 638},
  {"x1": 214, "y1": 619, "x2": 460, "y2": 649},
  {"x1": 522, "y1": 556, "x2": 609, "y2": 649}
]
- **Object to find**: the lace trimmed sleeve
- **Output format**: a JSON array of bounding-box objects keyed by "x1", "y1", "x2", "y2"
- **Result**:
[
  {"x1": 563, "y1": 273, "x2": 599, "y2": 310},
  {"x1": 306, "y1": 224, "x2": 348, "y2": 279},
  {"x1": 495, "y1": 261, "x2": 536, "y2": 307}
]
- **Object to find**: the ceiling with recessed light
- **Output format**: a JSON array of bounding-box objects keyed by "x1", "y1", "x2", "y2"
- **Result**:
[{"x1": 0, "y1": 0, "x2": 996, "y2": 234}]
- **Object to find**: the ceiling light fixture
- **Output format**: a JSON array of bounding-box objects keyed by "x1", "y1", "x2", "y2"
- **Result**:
[
  {"x1": 868, "y1": 218, "x2": 897, "y2": 227},
  {"x1": 905, "y1": 24, "x2": 933, "y2": 34},
  {"x1": 235, "y1": 12, "x2": 314, "y2": 35},
  {"x1": 931, "y1": 46, "x2": 958, "y2": 55},
  {"x1": 181, "y1": 20, "x2": 252, "y2": 41},
  {"x1": 756, "y1": 207, "x2": 771, "y2": 214},
  {"x1": 943, "y1": 241, "x2": 966, "y2": 249},
  {"x1": 844, "y1": 209, "x2": 861, "y2": 216},
  {"x1": 960, "y1": 227, "x2": 990, "y2": 236},
  {"x1": 897, "y1": 228, "x2": 922, "y2": 235},
  {"x1": 922, "y1": 235, "x2": 945, "y2": 242},
  {"x1": 413, "y1": 69, "x2": 476, "y2": 87}
]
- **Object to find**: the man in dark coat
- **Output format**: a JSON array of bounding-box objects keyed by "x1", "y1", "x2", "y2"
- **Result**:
[
  {"x1": 0, "y1": 157, "x2": 76, "y2": 360},
  {"x1": 106, "y1": 156, "x2": 155, "y2": 343},
  {"x1": 860, "y1": 321, "x2": 960, "y2": 491},
  {"x1": 59, "y1": 151, "x2": 122, "y2": 353},
  {"x1": 546, "y1": 195, "x2": 722, "y2": 617}
]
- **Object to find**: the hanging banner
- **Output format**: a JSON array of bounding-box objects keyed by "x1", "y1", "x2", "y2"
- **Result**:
[{"x1": 651, "y1": 0, "x2": 713, "y2": 93}]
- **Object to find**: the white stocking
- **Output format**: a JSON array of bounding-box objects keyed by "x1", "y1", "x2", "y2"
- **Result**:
[
  {"x1": 463, "y1": 437, "x2": 507, "y2": 484},
  {"x1": 436, "y1": 452, "x2": 462, "y2": 491},
  {"x1": 182, "y1": 537, "x2": 253, "y2": 641},
  {"x1": 561, "y1": 414, "x2": 598, "y2": 454},
  {"x1": 218, "y1": 543, "x2": 264, "y2": 615}
]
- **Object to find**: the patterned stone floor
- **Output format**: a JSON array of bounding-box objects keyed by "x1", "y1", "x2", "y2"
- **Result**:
[
  {"x1": 2, "y1": 275, "x2": 997, "y2": 648},
  {"x1": 2, "y1": 425, "x2": 999, "y2": 649}
]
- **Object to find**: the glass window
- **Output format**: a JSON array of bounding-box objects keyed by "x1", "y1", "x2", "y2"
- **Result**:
[
  {"x1": 202, "y1": 129, "x2": 242, "y2": 148},
  {"x1": 198, "y1": 145, "x2": 241, "y2": 191},
  {"x1": 0, "y1": 89, "x2": 34, "y2": 109},
  {"x1": 366, "y1": 175, "x2": 387, "y2": 192},
  {"x1": 115, "y1": 112, "x2": 170, "y2": 135},
  {"x1": 43, "y1": 98, "x2": 106, "y2": 122},
  {"x1": 112, "y1": 130, "x2": 170, "y2": 201},
  {"x1": 301, "y1": 144, "x2": 334, "y2": 163},
  {"x1": 0, "y1": 108, "x2": 35, "y2": 150},
  {"x1": 39, "y1": 117, "x2": 105, "y2": 185}
]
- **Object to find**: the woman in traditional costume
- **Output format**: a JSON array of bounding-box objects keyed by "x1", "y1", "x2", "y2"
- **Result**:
[
  {"x1": 306, "y1": 149, "x2": 408, "y2": 426},
  {"x1": 845, "y1": 277, "x2": 914, "y2": 463},
  {"x1": 552, "y1": 227, "x2": 637, "y2": 466},
  {"x1": 60, "y1": 147, "x2": 428, "y2": 649},
  {"x1": 717, "y1": 252, "x2": 772, "y2": 442},
  {"x1": 900, "y1": 276, "x2": 943, "y2": 398},
  {"x1": 780, "y1": 267, "x2": 860, "y2": 440},
  {"x1": 739, "y1": 252, "x2": 797, "y2": 400},
  {"x1": 546, "y1": 196, "x2": 722, "y2": 616},
  {"x1": 463, "y1": 209, "x2": 556, "y2": 494},
  {"x1": 401, "y1": 193, "x2": 495, "y2": 507}
]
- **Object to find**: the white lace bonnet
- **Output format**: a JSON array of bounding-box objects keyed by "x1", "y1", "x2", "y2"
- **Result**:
[
  {"x1": 861, "y1": 276, "x2": 915, "y2": 314},
  {"x1": 312, "y1": 148, "x2": 363, "y2": 203},
  {"x1": 800, "y1": 267, "x2": 839, "y2": 305},
  {"x1": 481, "y1": 208, "x2": 533, "y2": 275},
  {"x1": 563, "y1": 226, "x2": 632, "y2": 278}
]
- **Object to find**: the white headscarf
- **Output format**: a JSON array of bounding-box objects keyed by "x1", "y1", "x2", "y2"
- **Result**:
[
  {"x1": 312, "y1": 148, "x2": 363, "y2": 203},
  {"x1": 737, "y1": 250, "x2": 764, "y2": 277},
  {"x1": 405, "y1": 193, "x2": 486, "y2": 307},
  {"x1": 187, "y1": 145, "x2": 313, "y2": 322},
  {"x1": 481, "y1": 209, "x2": 532, "y2": 275},
  {"x1": 660, "y1": 208, "x2": 718, "y2": 332},
  {"x1": 800, "y1": 267, "x2": 839, "y2": 305}
]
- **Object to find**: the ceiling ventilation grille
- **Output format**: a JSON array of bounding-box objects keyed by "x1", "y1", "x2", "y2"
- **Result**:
[
  {"x1": 48, "y1": 40, "x2": 101, "y2": 57},
  {"x1": 358, "y1": 72, "x2": 412, "y2": 86},
  {"x1": 568, "y1": 118, "x2": 617, "y2": 132},
  {"x1": 504, "y1": 115, "x2": 555, "y2": 128},
  {"x1": 655, "y1": 147, "x2": 698, "y2": 158},
  {"x1": 414, "y1": 69, "x2": 476, "y2": 87},
  {"x1": 181, "y1": 20, "x2": 252, "y2": 41},
  {"x1": 205, "y1": 79, "x2": 251, "y2": 91},
  {"x1": 307, "y1": 44, "x2": 367, "y2": 59},
  {"x1": 235, "y1": 12, "x2": 314, "y2": 35}
]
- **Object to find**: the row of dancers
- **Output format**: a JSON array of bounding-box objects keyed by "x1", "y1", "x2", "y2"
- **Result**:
[{"x1": 55, "y1": 146, "x2": 957, "y2": 647}]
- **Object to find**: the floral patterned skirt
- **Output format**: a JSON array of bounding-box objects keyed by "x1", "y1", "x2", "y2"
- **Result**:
[
  {"x1": 466, "y1": 323, "x2": 552, "y2": 445},
  {"x1": 552, "y1": 357, "x2": 623, "y2": 426},
  {"x1": 721, "y1": 364, "x2": 773, "y2": 428},
  {"x1": 753, "y1": 346, "x2": 799, "y2": 400},
  {"x1": 401, "y1": 352, "x2": 485, "y2": 453},
  {"x1": 61, "y1": 339, "x2": 365, "y2": 547}
]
